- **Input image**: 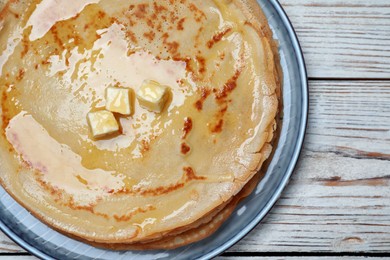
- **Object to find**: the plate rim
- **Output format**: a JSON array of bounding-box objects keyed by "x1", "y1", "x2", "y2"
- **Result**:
[{"x1": 0, "y1": 0, "x2": 308, "y2": 259}]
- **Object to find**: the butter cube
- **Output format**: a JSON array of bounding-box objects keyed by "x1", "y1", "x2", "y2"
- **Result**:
[
  {"x1": 87, "y1": 110, "x2": 119, "y2": 138},
  {"x1": 136, "y1": 80, "x2": 170, "y2": 113},
  {"x1": 105, "y1": 87, "x2": 132, "y2": 115}
]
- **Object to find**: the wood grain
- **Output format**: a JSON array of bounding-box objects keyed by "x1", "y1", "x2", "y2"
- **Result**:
[
  {"x1": 279, "y1": 0, "x2": 390, "y2": 78},
  {"x1": 0, "y1": 232, "x2": 21, "y2": 253},
  {"x1": 229, "y1": 151, "x2": 390, "y2": 252},
  {"x1": 228, "y1": 80, "x2": 390, "y2": 253}
]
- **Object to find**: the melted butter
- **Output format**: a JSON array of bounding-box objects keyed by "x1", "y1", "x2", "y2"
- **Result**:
[
  {"x1": 57, "y1": 23, "x2": 188, "y2": 110},
  {"x1": 161, "y1": 200, "x2": 197, "y2": 222},
  {"x1": 5, "y1": 112, "x2": 125, "y2": 205},
  {"x1": 236, "y1": 24, "x2": 275, "y2": 168},
  {"x1": 44, "y1": 22, "x2": 190, "y2": 154},
  {"x1": 201, "y1": 173, "x2": 235, "y2": 182},
  {"x1": 26, "y1": 0, "x2": 101, "y2": 41},
  {"x1": 134, "y1": 217, "x2": 157, "y2": 230},
  {"x1": 212, "y1": 0, "x2": 246, "y2": 29},
  {"x1": 106, "y1": 89, "x2": 130, "y2": 114}
]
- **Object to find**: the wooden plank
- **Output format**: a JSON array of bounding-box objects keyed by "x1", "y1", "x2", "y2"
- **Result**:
[
  {"x1": 0, "y1": 80, "x2": 388, "y2": 254},
  {"x1": 279, "y1": 0, "x2": 390, "y2": 78},
  {"x1": 0, "y1": 257, "x2": 35, "y2": 260},
  {"x1": 228, "y1": 80, "x2": 390, "y2": 252},
  {"x1": 228, "y1": 150, "x2": 390, "y2": 253},
  {"x1": 304, "y1": 80, "x2": 390, "y2": 157},
  {"x1": 0, "y1": 233, "x2": 23, "y2": 253}
]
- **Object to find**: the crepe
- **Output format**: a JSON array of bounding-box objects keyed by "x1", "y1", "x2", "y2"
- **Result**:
[
  {"x1": 0, "y1": 0, "x2": 280, "y2": 247},
  {"x1": 90, "y1": 169, "x2": 265, "y2": 250}
]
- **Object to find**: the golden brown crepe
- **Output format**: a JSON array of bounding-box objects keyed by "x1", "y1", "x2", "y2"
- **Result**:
[
  {"x1": 90, "y1": 169, "x2": 265, "y2": 250},
  {"x1": 0, "y1": 0, "x2": 280, "y2": 248}
]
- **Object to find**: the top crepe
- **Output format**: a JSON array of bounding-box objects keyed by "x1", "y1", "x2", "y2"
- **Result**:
[{"x1": 0, "y1": 0, "x2": 280, "y2": 245}]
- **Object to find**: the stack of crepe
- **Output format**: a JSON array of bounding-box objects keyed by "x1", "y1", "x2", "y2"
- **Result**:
[{"x1": 0, "y1": 0, "x2": 280, "y2": 249}]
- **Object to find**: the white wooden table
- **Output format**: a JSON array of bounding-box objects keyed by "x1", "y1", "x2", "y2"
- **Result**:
[{"x1": 1, "y1": 0, "x2": 389, "y2": 259}]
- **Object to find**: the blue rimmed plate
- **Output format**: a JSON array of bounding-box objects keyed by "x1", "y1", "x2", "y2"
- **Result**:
[{"x1": 0, "y1": 0, "x2": 308, "y2": 259}]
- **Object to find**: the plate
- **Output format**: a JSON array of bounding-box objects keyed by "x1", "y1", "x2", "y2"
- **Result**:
[{"x1": 0, "y1": 0, "x2": 308, "y2": 259}]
